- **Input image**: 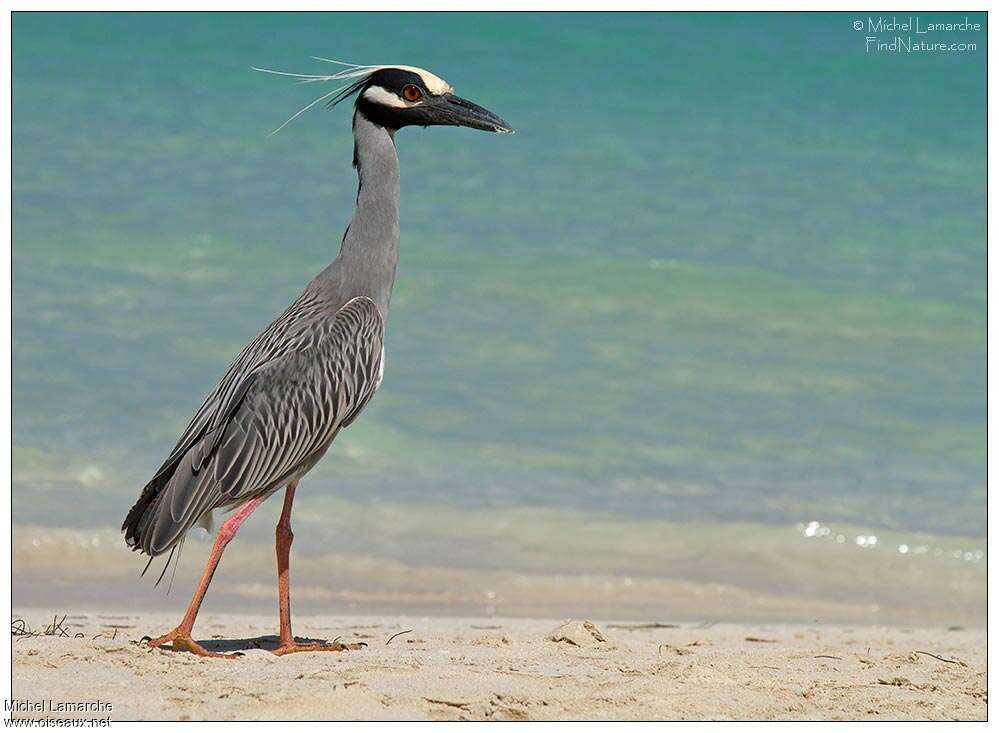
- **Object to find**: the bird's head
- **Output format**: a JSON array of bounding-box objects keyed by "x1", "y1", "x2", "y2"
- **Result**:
[
  {"x1": 255, "y1": 59, "x2": 513, "y2": 136},
  {"x1": 354, "y1": 66, "x2": 512, "y2": 134}
]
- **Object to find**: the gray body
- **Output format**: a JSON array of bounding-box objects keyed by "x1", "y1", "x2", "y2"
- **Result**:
[{"x1": 123, "y1": 113, "x2": 399, "y2": 557}]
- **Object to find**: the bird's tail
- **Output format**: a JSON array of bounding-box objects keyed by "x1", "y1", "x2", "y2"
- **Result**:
[
  {"x1": 122, "y1": 444, "x2": 218, "y2": 559},
  {"x1": 122, "y1": 476, "x2": 168, "y2": 556}
]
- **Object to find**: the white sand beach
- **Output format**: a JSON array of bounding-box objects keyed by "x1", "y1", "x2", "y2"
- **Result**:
[{"x1": 11, "y1": 609, "x2": 986, "y2": 721}]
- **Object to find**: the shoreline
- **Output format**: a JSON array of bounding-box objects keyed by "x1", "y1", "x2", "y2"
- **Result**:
[{"x1": 13, "y1": 517, "x2": 986, "y2": 629}]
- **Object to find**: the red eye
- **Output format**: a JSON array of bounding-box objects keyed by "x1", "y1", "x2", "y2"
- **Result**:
[{"x1": 402, "y1": 84, "x2": 423, "y2": 102}]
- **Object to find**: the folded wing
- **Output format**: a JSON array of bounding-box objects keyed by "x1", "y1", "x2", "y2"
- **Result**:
[{"x1": 123, "y1": 296, "x2": 384, "y2": 556}]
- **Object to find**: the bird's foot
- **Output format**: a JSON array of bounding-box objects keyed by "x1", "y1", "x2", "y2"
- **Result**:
[
  {"x1": 271, "y1": 638, "x2": 366, "y2": 656},
  {"x1": 142, "y1": 629, "x2": 243, "y2": 659}
]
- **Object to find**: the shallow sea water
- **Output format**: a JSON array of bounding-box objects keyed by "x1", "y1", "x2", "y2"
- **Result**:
[{"x1": 12, "y1": 13, "x2": 986, "y2": 621}]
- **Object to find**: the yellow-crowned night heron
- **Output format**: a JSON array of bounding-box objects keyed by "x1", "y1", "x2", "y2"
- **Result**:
[{"x1": 122, "y1": 62, "x2": 511, "y2": 657}]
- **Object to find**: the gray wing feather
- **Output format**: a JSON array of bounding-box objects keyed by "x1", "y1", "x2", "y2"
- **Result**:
[
  {"x1": 149, "y1": 294, "x2": 332, "y2": 484},
  {"x1": 130, "y1": 297, "x2": 384, "y2": 556}
]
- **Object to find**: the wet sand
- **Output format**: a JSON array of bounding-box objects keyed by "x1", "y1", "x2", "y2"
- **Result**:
[
  {"x1": 11, "y1": 609, "x2": 986, "y2": 721},
  {"x1": 12, "y1": 520, "x2": 987, "y2": 629}
]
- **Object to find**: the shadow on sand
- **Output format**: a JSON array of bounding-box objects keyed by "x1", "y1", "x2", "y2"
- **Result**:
[{"x1": 145, "y1": 635, "x2": 366, "y2": 655}]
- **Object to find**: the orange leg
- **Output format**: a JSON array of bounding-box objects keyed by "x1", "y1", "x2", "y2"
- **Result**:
[
  {"x1": 145, "y1": 496, "x2": 264, "y2": 658},
  {"x1": 271, "y1": 482, "x2": 363, "y2": 655}
]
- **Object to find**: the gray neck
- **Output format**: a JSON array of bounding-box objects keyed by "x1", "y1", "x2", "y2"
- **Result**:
[{"x1": 312, "y1": 110, "x2": 400, "y2": 318}]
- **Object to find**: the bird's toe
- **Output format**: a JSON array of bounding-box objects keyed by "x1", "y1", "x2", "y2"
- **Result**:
[
  {"x1": 271, "y1": 640, "x2": 366, "y2": 656},
  {"x1": 144, "y1": 629, "x2": 242, "y2": 659}
]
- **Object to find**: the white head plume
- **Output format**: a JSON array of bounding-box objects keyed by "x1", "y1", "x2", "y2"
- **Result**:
[{"x1": 252, "y1": 58, "x2": 452, "y2": 136}]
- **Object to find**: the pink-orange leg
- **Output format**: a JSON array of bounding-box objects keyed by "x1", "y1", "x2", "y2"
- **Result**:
[
  {"x1": 271, "y1": 482, "x2": 363, "y2": 655},
  {"x1": 145, "y1": 496, "x2": 265, "y2": 658}
]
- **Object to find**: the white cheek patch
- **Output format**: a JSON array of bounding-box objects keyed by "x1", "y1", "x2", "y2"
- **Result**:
[{"x1": 362, "y1": 85, "x2": 416, "y2": 109}]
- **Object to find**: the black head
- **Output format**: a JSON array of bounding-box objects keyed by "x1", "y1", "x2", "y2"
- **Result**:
[{"x1": 345, "y1": 66, "x2": 513, "y2": 134}]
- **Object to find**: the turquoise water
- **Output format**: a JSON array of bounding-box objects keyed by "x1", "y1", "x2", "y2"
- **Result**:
[{"x1": 13, "y1": 12, "x2": 985, "y2": 559}]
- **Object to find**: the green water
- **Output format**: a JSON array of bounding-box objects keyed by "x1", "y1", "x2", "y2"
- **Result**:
[{"x1": 13, "y1": 11, "x2": 985, "y2": 561}]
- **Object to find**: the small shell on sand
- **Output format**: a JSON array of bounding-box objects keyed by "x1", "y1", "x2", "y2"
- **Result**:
[{"x1": 546, "y1": 619, "x2": 609, "y2": 647}]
